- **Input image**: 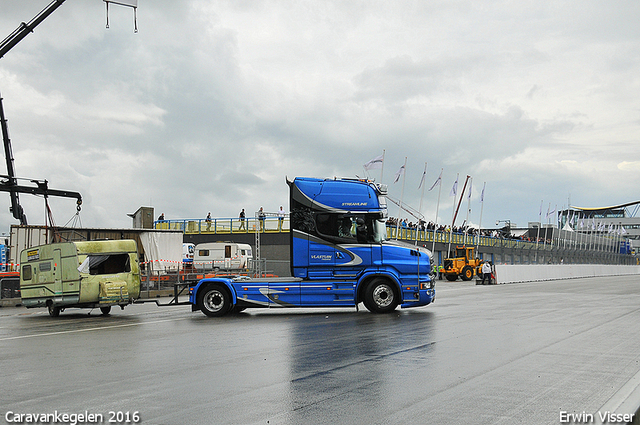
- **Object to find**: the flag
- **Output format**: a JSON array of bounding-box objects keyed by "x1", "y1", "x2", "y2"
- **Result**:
[
  {"x1": 393, "y1": 164, "x2": 405, "y2": 183},
  {"x1": 480, "y1": 182, "x2": 486, "y2": 203},
  {"x1": 546, "y1": 205, "x2": 556, "y2": 219},
  {"x1": 539, "y1": 201, "x2": 543, "y2": 218},
  {"x1": 363, "y1": 154, "x2": 384, "y2": 170},
  {"x1": 449, "y1": 176, "x2": 458, "y2": 197},
  {"x1": 418, "y1": 163, "x2": 427, "y2": 189},
  {"x1": 429, "y1": 169, "x2": 443, "y2": 191}
]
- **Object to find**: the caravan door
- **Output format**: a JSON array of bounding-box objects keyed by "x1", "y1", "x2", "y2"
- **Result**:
[{"x1": 53, "y1": 249, "x2": 62, "y2": 300}]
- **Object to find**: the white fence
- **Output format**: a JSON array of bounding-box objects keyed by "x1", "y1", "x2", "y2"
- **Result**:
[{"x1": 494, "y1": 264, "x2": 640, "y2": 284}]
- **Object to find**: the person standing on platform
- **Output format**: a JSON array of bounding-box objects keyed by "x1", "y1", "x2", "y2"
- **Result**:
[
  {"x1": 278, "y1": 206, "x2": 285, "y2": 231},
  {"x1": 239, "y1": 209, "x2": 246, "y2": 230},
  {"x1": 258, "y1": 207, "x2": 266, "y2": 232}
]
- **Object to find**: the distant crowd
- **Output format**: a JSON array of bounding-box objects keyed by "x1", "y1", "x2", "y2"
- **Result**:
[{"x1": 385, "y1": 217, "x2": 551, "y2": 243}]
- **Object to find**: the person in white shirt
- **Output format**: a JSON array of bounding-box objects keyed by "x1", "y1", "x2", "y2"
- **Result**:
[
  {"x1": 481, "y1": 261, "x2": 492, "y2": 285},
  {"x1": 278, "y1": 206, "x2": 286, "y2": 231}
]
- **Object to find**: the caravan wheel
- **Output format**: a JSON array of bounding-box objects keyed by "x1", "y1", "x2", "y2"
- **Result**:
[{"x1": 47, "y1": 303, "x2": 61, "y2": 317}]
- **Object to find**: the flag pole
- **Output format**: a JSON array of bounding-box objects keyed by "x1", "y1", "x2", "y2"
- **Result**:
[
  {"x1": 380, "y1": 149, "x2": 385, "y2": 183},
  {"x1": 551, "y1": 203, "x2": 557, "y2": 252},
  {"x1": 476, "y1": 182, "x2": 486, "y2": 255},
  {"x1": 431, "y1": 169, "x2": 443, "y2": 256},
  {"x1": 464, "y1": 177, "x2": 472, "y2": 246},
  {"x1": 416, "y1": 162, "x2": 427, "y2": 246},
  {"x1": 394, "y1": 157, "x2": 407, "y2": 240},
  {"x1": 448, "y1": 173, "x2": 459, "y2": 255},
  {"x1": 535, "y1": 200, "x2": 542, "y2": 263}
]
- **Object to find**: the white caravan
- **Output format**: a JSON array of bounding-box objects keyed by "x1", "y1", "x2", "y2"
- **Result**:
[{"x1": 193, "y1": 242, "x2": 252, "y2": 272}]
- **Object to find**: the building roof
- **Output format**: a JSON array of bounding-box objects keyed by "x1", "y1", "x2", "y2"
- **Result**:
[{"x1": 570, "y1": 201, "x2": 640, "y2": 212}]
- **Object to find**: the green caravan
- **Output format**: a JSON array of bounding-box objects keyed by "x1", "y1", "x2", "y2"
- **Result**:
[{"x1": 19, "y1": 240, "x2": 141, "y2": 317}]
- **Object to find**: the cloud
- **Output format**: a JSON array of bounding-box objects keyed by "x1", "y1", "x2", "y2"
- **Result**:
[{"x1": 0, "y1": 0, "x2": 638, "y2": 232}]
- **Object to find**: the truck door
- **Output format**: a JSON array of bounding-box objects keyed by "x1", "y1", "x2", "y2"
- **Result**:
[{"x1": 307, "y1": 213, "x2": 337, "y2": 278}]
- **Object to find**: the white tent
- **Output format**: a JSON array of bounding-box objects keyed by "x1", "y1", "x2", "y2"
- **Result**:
[{"x1": 139, "y1": 231, "x2": 183, "y2": 272}]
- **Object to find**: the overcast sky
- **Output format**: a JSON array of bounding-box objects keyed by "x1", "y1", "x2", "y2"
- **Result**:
[{"x1": 0, "y1": 0, "x2": 638, "y2": 233}]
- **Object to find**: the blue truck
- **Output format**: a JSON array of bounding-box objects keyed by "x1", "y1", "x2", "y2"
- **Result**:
[{"x1": 189, "y1": 177, "x2": 436, "y2": 316}]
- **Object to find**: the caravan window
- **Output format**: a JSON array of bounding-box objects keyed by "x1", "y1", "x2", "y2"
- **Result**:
[
  {"x1": 22, "y1": 265, "x2": 32, "y2": 280},
  {"x1": 225, "y1": 246, "x2": 231, "y2": 258},
  {"x1": 87, "y1": 254, "x2": 131, "y2": 275},
  {"x1": 198, "y1": 250, "x2": 209, "y2": 256}
]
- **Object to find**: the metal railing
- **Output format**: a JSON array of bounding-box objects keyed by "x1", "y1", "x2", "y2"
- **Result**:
[
  {"x1": 156, "y1": 218, "x2": 626, "y2": 252},
  {"x1": 154, "y1": 216, "x2": 290, "y2": 234},
  {"x1": 154, "y1": 218, "x2": 635, "y2": 265}
]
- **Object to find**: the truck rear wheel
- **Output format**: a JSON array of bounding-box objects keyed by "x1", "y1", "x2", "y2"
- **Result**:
[
  {"x1": 197, "y1": 284, "x2": 232, "y2": 317},
  {"x1": 363, "y1": 278, "x2": 398, "y2": 314},
  {"x1": 461, "y1": 266, "x2": 473, "y2": 281}
]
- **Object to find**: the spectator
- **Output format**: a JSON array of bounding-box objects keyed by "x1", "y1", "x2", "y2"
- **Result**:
[
  {"x1": 239, "y1": 209, "x2": 246, "y2": 230},
  {"x1": 258, "y1": 207, "x2": 266, "y2": 231},
  {"x1": 278, "y1": 206, "x2": 285, "y2": 231},
  {"x1": 481, "y1": 261, "x2": 492, "y2": 285}
]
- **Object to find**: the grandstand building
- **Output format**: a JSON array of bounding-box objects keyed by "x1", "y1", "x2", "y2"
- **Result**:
[{"x1": 559, "y1": 201, "x2": 640, "y2": 253}]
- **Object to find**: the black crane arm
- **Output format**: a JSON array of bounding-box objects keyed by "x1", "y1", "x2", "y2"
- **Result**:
[
  {"x1": 0, "y1": 0, "x2": 67, "y2": 60},
  {"x1": 0, "y1": 177, "x2": 82, "y2": 207}
]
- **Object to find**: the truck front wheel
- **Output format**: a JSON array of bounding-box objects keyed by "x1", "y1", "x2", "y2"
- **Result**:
[
  {"x1": 363, "y1": 278, "x2": 398, "y2": 314},
  {"x1": 197, "y1": 284, "x2": 232, "y2": 317}
]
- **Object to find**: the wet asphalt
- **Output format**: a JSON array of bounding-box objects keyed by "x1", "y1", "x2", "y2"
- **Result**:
[{"x1": 1, "y1": 275, "x2": 640, "y2": 425}]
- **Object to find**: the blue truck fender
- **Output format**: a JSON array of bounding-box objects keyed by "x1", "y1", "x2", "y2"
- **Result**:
[
  {"x1": 190, "y1": 278, "x2": 237, "y2": 309},
  {"x1": 355, "y1": 271, "x2": 402, "y2": 303}
]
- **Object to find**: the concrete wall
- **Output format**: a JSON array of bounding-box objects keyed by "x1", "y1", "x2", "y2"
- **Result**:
[{"x1": 494, "y1": 264, "x2": 640, "y2": 284}]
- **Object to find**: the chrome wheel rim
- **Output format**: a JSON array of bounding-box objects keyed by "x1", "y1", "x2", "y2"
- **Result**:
[{"x1": 372, "y1": 284, "x2": 394, "y2": 308}]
